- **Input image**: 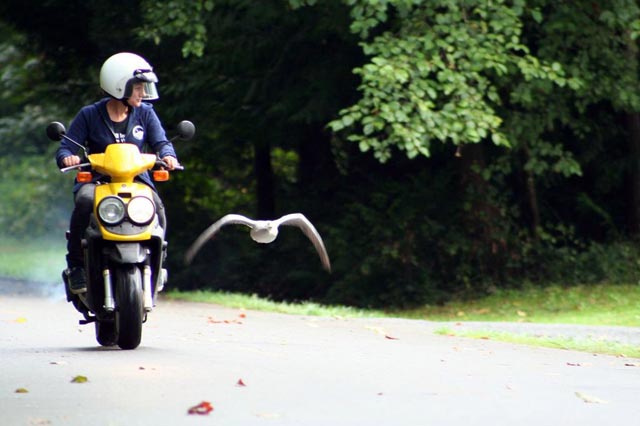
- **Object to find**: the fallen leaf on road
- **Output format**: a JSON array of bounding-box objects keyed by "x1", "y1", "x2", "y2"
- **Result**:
[
  {"x1": 237, "y1": 379, "x2": 247, "y2": 387},
  {"x1": 15, "y1": 388, "x2": 29, "y2": 393},
  {"x1": 207, "y1": 316, "x2": 243, "y2": 325},
  {"x1": 188, "y1": 401, "x2": 214, "y2": 415},
  {"x1": 365, "y1": 325, "x2": 399, "y2": 340},
  {"x1": 49, "y1": 361, "x2": 68, "y2": 366},
  {"x1": 70, "y1": 375, "x2": 88, "y2": 383},
  {"x1": 575, "y1": 391, "x2": 608, "y2": 404},
  {"x1": 567, "y1": 362, "x2": 592, "y2": 367},
  {"x1": 624, "y1": 362, "x2": 640, "y2": 367},
  {"x1": 14, "y1": 317, "x2": 28, "y2": 323}
]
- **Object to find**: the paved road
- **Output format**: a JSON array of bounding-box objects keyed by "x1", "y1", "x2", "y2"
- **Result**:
[{"x1": 1, "y1": 281, "x2": 639, "y2": 426}]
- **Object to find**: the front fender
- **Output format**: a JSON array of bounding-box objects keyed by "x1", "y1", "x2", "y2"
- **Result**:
[{"x1": 108, "y1": 243, "x2": 148, "y2": 264}]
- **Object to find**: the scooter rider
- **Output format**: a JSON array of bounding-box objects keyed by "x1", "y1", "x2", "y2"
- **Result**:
[{"x1": 55, "y1": 52, "x2": 180, "y2": 295}]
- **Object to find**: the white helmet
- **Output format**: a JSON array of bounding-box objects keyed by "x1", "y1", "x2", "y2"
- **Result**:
[{"x1": 99, "y1": 52, "x2": 159, "y2": 100}]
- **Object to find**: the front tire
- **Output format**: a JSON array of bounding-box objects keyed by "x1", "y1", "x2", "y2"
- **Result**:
[
  {"x1": 95, "y1": 321, "x2": 117, "y2": 347},
  {"x1": 114, "y1": 265, "x2": 144, "y2": 350}
]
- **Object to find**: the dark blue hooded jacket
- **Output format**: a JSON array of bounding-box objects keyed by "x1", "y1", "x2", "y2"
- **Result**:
[{"x1": 55, "y1": 98, "x2": 177, "y2": 192}]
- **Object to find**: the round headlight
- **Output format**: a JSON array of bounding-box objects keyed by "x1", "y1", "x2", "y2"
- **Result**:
[
  {"x1": 98, "y1": 197, "x2": 126, "y2": 225},
  {"x1": 127, "y1": 196, "x2": 156, "y2": 225}
]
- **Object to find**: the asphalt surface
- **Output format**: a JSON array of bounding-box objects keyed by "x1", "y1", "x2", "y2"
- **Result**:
[{"x1": 1, "y1": 278, "x2": 639, "y2": 425}]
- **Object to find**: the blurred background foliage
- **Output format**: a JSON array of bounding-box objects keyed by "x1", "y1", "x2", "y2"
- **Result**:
[{"x1": 1, "y1": 0, "x2": 640, "y2": 308}]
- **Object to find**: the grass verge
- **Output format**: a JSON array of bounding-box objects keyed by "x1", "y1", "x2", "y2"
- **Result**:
[
  {"x1": 434, "y1": 327, "x2": 640, "y2": 359},
  {"x1": 164, "y1": 290, "x2": 385, "y2": 318},
  {"x1": 0, "y1": 236, "x2": 66, "y2": 283},
  {"x1": 166, "y1": 285, "x2": 640, "y2": 359},
  {"x1": 397, "y1": 284, "x2": 640, "y2": 327}
]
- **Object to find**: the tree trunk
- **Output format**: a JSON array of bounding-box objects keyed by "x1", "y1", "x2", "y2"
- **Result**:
[
  {"x1": 458, "y1": 144, "x2": 492, "y2": 236},
  {"x1": 254, "y1": 139, "x2": 275, "y2": 219},
  {"x1": 626, "y1": 113, "x2": 640, "y2": 236},
  {"x1": 521, "y1": 143, "x2": 541, "y2": 240},
  {"x1": 297, "y1": 123, "x2": 337, "y2": 190},
  {"x1": 457, "y1": 143, "x2": 506, "y2": 276}
]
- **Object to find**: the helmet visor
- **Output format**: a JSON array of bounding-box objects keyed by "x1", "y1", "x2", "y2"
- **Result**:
[
  {"x1": 134, "y1": 69, "x2": 158, "y2": 99},
  {"x1": 124, "y1": 76, "x2": 159, "y2": 100},
  {"x1": 139, "y1": 81, "x2": 159, "y2": 100}
]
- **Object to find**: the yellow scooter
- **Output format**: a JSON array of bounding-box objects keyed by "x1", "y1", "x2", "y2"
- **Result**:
[{"x1": 47, "y1": 120, "x2": 194, "y2": 349}]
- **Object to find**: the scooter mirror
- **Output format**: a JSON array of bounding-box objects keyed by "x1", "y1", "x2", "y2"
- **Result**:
[
  {"x1": 46, "y1": 121, "x2": 67, "y2": 141},
  {"x1": 175, "y1": 120, "x2": 196, "y2": 141}
]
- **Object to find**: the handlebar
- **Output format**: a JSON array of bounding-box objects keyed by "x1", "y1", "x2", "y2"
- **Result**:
[
  {"x1": 60, "y1": 162, "x2": 184, "y2": 173},
  {"x1": 60, "y1": 163, "x2": 91, "y2": 173}
]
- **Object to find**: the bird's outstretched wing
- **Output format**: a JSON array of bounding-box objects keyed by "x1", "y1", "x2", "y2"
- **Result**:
[
  {"x1": 184, "y1": 214, "x2": 257, "y2": 264},
  {"x1": 276, "y1": 213, "x2": 332, "y2": 272}
]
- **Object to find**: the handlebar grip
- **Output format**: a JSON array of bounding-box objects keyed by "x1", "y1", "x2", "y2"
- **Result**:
[{"x1": 154, "y1": 160, "x2": 184, "y2": 171}]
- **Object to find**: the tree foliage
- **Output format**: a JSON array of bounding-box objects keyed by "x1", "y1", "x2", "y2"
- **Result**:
[
  {"x1": 329, "y1": 0, "x2": 573, "y2": 162},
  {"x1": 1, "y1": 0, "x2": 640, "y2": 307}
]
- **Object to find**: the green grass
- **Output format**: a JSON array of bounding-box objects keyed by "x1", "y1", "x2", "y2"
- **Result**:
[
  {"x1": 166, "y1": 285, "x2": 640, "y2": 359},
  {"x1": 0, "y1": 236, "x2": 66, "y2": 283},
  {"x1": 397, "y1": 284, "x2": 640, "y2": 327},
  {"x1": 433, "y1": 328, "x2": 640, "y2": 359},
  {"x1": 168, "y1": 284, "x2": 640, "y2": 327},
  {"x1": 164, "y1": 290, "x2": 385, "y2": 318}
]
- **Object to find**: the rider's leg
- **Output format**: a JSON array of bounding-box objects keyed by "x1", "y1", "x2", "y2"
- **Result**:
[
  {"x1": 65, "y1": 183, "x2": 95, "y2": 294},
  {"x1": 151, "y1": 190, "x2": 166, "y2": 232}
]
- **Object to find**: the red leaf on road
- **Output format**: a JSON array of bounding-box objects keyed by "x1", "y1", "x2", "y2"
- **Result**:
[
  {"x1": 188, "y1": 401, "x2": 214, "y2": 415},
  {"x1": 237, "y1": 378, "x2": 247, "y2": 387},
  {"x1": 208, "y1": 316, "x2": 243, "y2": 325}
]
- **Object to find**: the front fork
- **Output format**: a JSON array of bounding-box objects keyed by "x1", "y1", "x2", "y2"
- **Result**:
[
  {"x1": 101, "y1": 256, "x2": 155, "y2": 313},
  {"x1": 142, "y1": 264, "x2": 153, "y2": 312},
  {"x1": 103, "y1": 268, "x2": 115, "y2": 312}
]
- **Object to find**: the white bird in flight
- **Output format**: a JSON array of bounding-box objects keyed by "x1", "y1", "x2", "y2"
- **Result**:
[{"x1": 184, "y1": 213, "x2": 331, "y2": 272}]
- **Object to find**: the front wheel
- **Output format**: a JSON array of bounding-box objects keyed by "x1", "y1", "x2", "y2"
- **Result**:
[
  {"x1": 95, "y1": 320, "x2": 117, "y2": 347},
  {"x1": 114, "y1": 265, "x2": 144, "y2": 350}
]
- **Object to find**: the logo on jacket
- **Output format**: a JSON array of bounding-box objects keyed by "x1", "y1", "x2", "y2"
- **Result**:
[{"x1": 132, "y1": 125, "x2": 145, "y2": 140}]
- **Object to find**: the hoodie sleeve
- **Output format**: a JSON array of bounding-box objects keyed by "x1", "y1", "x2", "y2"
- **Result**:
[
  {"x1": 54, "y1": 107, "x2": 91, "y2": 168},
  {"x1": 141, "y1": 104, "x2": 177, "y2": 159}
]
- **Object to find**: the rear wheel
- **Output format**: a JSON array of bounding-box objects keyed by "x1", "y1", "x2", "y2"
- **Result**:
[{"x1": 114, "y1": 265, "x2": 144, "y2": 350}]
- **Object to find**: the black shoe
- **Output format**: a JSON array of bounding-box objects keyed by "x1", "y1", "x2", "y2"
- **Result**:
[{"x1": 66, "y1": 267, "x2": 87, "y2": 294}]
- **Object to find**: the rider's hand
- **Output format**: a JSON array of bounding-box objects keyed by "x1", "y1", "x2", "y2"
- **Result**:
[
  {"x1": 161, "y1": 156, "x2": 180, "y2": 170},
  {"x1": 62, "y1": 155, "x2": 81, "y2": 167}
]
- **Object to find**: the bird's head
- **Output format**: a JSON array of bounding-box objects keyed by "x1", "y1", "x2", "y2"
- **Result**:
[{"x1": 249, "y1": 222, "x2": 279, "y2": 243}]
